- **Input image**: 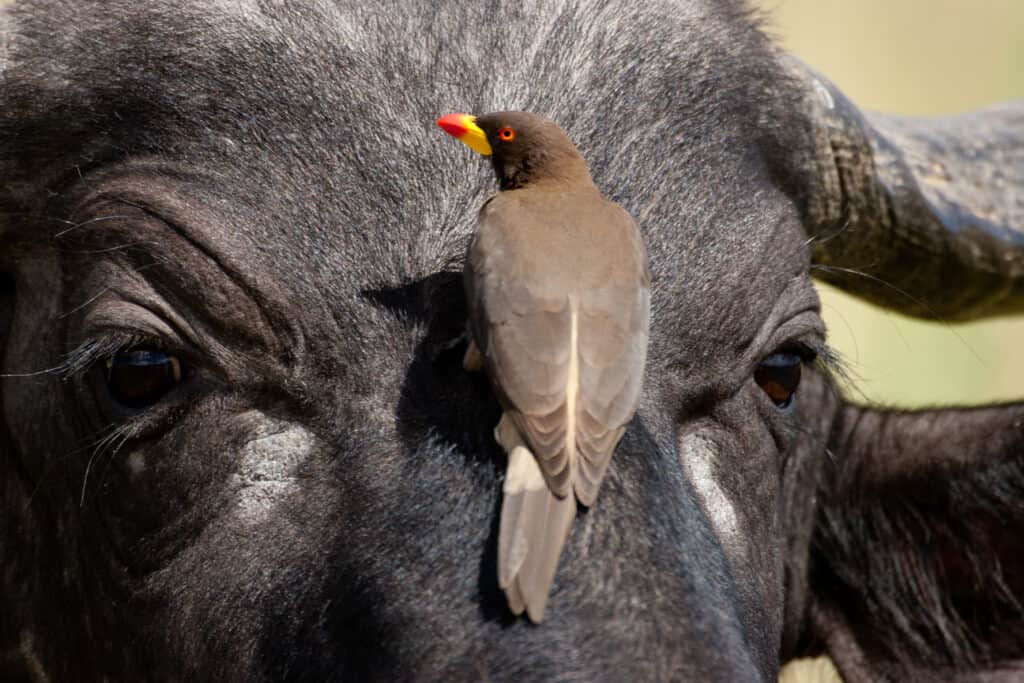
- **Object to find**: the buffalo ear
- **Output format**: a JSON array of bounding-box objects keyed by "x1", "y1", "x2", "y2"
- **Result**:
[{"x1": 805, "y1": 402, "x2": 1024, "y2": 681}]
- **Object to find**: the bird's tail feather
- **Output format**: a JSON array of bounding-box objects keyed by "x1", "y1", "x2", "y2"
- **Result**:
[{"x1": 496, "y1": 413, "x2": 576, "y2": 623}]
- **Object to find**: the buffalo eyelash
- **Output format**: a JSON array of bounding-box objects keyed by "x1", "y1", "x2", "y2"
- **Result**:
[{"x1": 59, "y1": 332, "x2": 153, "y2": 380}]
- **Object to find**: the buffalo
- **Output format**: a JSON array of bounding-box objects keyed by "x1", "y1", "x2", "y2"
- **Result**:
[{"x1": 2, "y1": 1, "x2": 1023, "y2": 681}]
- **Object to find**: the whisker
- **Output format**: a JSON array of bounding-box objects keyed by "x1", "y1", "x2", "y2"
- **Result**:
[
  {"x1": 22, "y1": 422, "x2": 121, "y2": 512},
  {"x1": 820, "y1": 300, "x2": 861, "y2": 366},
  {"x1": 882, "y1": 309, "x2": 913, "y2": 353},
  {"x1": 94, "y1": 433, "x2": 133, "y2": 497},
  {"x1": 59, "y1": 240, "x2": 160, "y2": 255},
  {"x1": 58, "y1": 259, "x2": 169, "y2": 320},
  {"x1": 80, "y1": 425, "x2": 131, "y2": 507},
  {"x1": 0, "y1": 365, "x2": 68, "y2": 378},
  {"x1": 0, "y1": 211, "x2": 76, "y2": 227},
  {"x1": 804, "y1": 217, "x2": 853, "y2": 247},
  {"x1": 811, "y1": 340, "x2": 870, "y2": 406},
  {"x1": 53, "y1": 214, "x2": 134, "y2": 239},
  {"x1": 811, "y1": 264, "x2": 986, "y2": 368}
]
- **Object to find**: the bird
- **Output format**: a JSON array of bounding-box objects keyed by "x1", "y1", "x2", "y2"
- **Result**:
[{"x1": 437, "y1": 111, "x2": 650, "y2": 622}]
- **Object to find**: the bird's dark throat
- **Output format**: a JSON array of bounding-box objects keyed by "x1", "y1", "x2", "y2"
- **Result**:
[{"x1": 494, "y1": 157, "x2": 533, "y2": 191}]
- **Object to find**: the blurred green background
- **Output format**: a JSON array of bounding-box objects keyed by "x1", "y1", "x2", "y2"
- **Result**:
[{"x1": 759, "y1": 0, "x2": 1024, "y2": 408}]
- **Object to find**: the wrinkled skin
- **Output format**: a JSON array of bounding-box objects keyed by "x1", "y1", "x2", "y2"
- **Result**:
[{"x1": 2, "y1": 1, "x2": 1023, "y2": 682}]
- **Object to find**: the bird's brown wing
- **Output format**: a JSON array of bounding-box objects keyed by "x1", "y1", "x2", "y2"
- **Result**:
[
  {"x1": 573, "y1": 274, "x2": 650, "y2": 506},
  {"x1": 467, "y1": 201, "x2": 574, "y2": 498},
  {"x1": 466, "y1": 195, "x2": 650, "y2": 504}
]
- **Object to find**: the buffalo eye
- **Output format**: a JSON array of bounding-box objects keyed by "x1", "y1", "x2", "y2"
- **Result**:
[
  {"x1": 104, "y1": 349, "x2": 184, "y2": 409},
  {"x1": 754, "y1": 352, "x2": 802, "y2": 409}
]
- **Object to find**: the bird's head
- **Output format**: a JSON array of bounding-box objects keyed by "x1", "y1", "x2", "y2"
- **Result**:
[{"x1": 437, "y1": 111, "x2": 591, "y2": 190}]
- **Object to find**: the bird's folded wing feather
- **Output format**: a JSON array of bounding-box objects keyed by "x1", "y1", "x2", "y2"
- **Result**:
[
  {"x1": 467, "y1": 204, "x2": 650, "y2": 503},
  {"x1": 573, "y1": 283, "x2": 650, "y2": 505}
]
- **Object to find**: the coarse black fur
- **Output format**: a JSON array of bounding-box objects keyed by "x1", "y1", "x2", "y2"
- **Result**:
[
  {"x1": 802, "y1": 404, "x2": 1024, "y2": 682},
  {"x1": 1, "y1": 1, "x2": 1023, "y2": 681}
]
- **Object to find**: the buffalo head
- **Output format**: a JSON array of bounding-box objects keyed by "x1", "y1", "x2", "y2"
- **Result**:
[{"x1": 2, "y1": 1, "x2": 1023, "y2": 681}]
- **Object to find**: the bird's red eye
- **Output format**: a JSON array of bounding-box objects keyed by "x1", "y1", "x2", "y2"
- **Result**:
[{"x1": 498, "y1": 127, "x2": 515, "y2": 141}]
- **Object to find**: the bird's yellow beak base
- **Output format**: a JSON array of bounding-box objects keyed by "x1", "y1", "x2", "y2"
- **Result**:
[{"x1": 437, "y1": 113, "x2": 493, "y2": 156}]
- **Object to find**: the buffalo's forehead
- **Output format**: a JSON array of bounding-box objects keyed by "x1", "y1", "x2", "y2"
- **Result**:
[
  {"x1": 0, "y1": 1, "x2": 820, "y2": 675},
  {"x1": 7, "y1": 0, "x2": 812, "y2": 364}
]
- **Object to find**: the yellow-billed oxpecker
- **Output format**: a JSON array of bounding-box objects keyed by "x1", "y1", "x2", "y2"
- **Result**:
[{"x1": 437, "y1": 111, "x2": 651, "y2": 622}]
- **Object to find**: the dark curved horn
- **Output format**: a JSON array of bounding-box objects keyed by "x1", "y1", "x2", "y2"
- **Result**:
[{"x1": 783, "y1": 56, "x2": 1024, "y2": 321}]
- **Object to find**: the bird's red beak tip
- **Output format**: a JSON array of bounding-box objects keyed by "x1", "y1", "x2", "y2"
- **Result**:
[{"x1": 437, "y1": 113, "x2": 469, "y2": 138}]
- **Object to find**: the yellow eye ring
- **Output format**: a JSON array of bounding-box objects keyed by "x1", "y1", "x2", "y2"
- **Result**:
[{"x1": 498, "y1": 127, "x2": 515, "y2": 142}]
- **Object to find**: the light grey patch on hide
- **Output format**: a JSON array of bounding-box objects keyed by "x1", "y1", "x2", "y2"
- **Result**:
[
  {"x1": 231, "y1": 414, "x2": 313, "y2": 525},
  {"x1": 679, "y1": 433, "x2": 743, "y2": 563}
]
